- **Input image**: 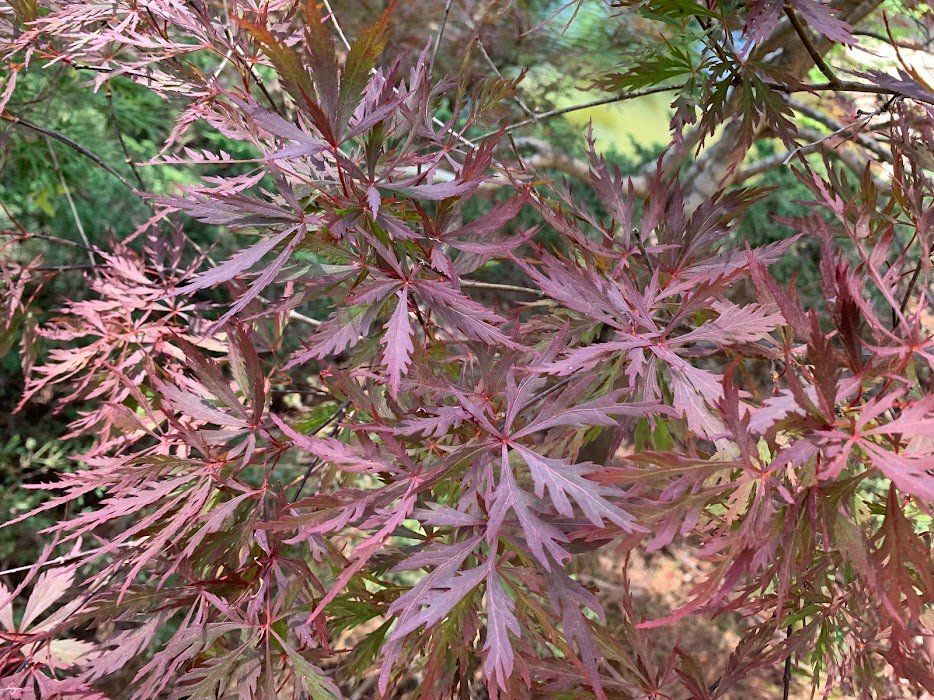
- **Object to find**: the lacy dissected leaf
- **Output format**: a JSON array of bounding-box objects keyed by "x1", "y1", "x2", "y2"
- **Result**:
[
  {"x1": 483, "y1": 568, "x2": 521, "y2": 690},
  {"x1": 876, "y1": 487, "x2": 934, "y2": 623},
  {"x1": 6, "y1": 1, "x2": 934, "y2": 698},
  {"x1": 380, "y1": 288, "x2": 414, "y2": 397},
  {"x1": 512, "y1": 445, "x2": 640, "y2": 531}
]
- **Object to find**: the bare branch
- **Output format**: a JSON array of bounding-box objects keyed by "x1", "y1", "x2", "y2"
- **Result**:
[
  {"x1": 45, "y1": 138, "x2": 96, "y2": 265},
  {"x1": 460, "y1": 279, "x2": 543, "y2": 296},
  {"x1": 734, "y1": 125, "x2": 891, "y2": 192},
  {"x1": 766, "y1": 80, "x2": 933, "y2": 106},
  {"x1": 853, "y1": 29, "x2": 933, "y2": 51},
  {"x1": 0, "y1": 229, "x2": 95, "y2": 253},
  {"x1": 785, "y1": 97, "x2": 890, "y2": 161},
  {"x1": 2, "y1": 113, "x2": 137, "y2": 192},
  {"x1": 896, "y1": 241, "x2": 933, "y2": 329},
  {"x1": 290, "y1": 401, "x2": 349, "y2": 501},
  {"x1": 483, "y1": 85, "x2": 682, "y2": 138},
  {"x1": 489, "y1": 78, "x2": 929, "y2": 146},
  {"x1": 321, "y1": 0, "x2": 352, "y2": 51},
  {"x1": 106, "y1": 84, "x2": 147, "y2": 191},
  {"x1": 784, "y1": 6, "x2": 842, "y2": 87},
  {"x1": 512, "y1": 136, "x2": 594, "y2": 184},
  {"x1": 289, "y1": 309, "x2": 322, "y2": 327},
  {"x1": 0, "y1": 540, "x2": 145, "y2": 578},
  {"x1": 782, "y1": 626, "x2": 793, "y2": 700},
  {"x1": 431, "y1": 0, "x2": 457, "y2": 68},
  {"x1": 781, "y1": 100, "x2": 891, "y2": 164}
]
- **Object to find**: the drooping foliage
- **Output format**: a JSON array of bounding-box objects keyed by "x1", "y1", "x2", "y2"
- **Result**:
[{"x1": 0, "y1": 0, "x2": 931, "y2": 698}]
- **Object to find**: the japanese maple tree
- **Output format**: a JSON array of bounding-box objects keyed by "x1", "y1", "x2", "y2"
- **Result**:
[{"x1": 0, "y1": 0, "x2": 931, "y2": 698}]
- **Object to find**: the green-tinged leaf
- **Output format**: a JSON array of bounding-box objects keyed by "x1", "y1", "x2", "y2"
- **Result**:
[
  {"x1": 337, "y1": 5, "x2": 392, "y2": 131},
  {"x1": 239, "y1": 18, "x2": 335, "y2": 141},
  {"x1": 651, "y1": 419, "x2": 674, "y2": 451},
  {"x1": 228, "y1": 324, "x2": 265, "y2": 419},
  {"x1": 326, "y1": 596, "x2": 384, "y2": 634},
  {"x1": 301, "y1": 1, "x2": 340, "y2": 126},
  {"x1": 293, "y1": 402, "x2": 341, "y2": 434},
  {"x1": 274, "y1": 633, "x2": 341, "y2": 700},
  {"x1": 346, "y1": 619, "x2": 392, "y2": 673},
  {"x1": 628, "y1": 0, "x2": 719, "y2": 23},
  {"x1": 594, "y1": 42, "x2": 696, "y2": 92},
  {"x1": 10, "y1": 0, "x2": 38, "y2": 23},
  {"x1": 181, "y1": 638, "x2": 259, "y2": 698},
  {"x1": 634, "y1": 417, "x2": 651, "y2": 450},
  {"x1": 0, "y1": 310, "x2": 23, "y2": 358}
]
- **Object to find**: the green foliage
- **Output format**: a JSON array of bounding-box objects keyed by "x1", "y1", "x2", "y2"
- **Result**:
[
  {"x1": 0, "y1": 434, "x2": 70, "y2": 567},
  {"x1": 2, "y1": 71, "x2": 155, "y2": 241}
]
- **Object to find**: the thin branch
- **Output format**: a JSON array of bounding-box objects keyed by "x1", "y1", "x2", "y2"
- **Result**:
[
  {"x1": 1, "y1": 113, "x2": 137, "y2": 192},
  {"x1": 35, "y1": 263, "x2": 101, "y2": 272},
  {"x1": 46, "y1": 139, "x2": 96, "y2": 265},
  {"x1": 219, "y1": 26, "x2": 288, "y2": 119},
  {"x1": 457, "y1": 2, "x2": 542, "y2": 176},
  {"x1": 782, "y1": 626, "x2": 793, "y2": 700},
  {"x1": 270, "y1": 386, "x2": 330, "y2": 397},
  {"x1": 320, "y1": 0, "x2": 477, "y2": 148},
  {"x1": 767, "y1": 80, "x2": 933, "y2": 106},
  {"x1": 513, "y1": 136, "x2": 594, "y2": 183},
  {"x1": 527, "y1": 376, "x2": 574, "y2": 409},
  {"x1": 288, "y1": 309, "x2": 323, "y2": 327},
  {"x1": 105, "y1": 84, "x2": 147, "y2": 190},
  {"x1": 734, "y1": 125, "x2": 890, "y2": 192},
  {"x1": 0, "y1": 202, "x2": 31, "y2": 237},
  {"x1": 484, "y1": 85, "x2": 682, "y2": 138},
  {"x1": 211, "y1": 46, "x2": 235, "y2": 81},
  {"x1": 289, "y1": 401, "x2": 349, "y2": 502},
  {"x1": 321, "y1": 0, "x2": 352, "y2": 51},
  {"x1": 895, "y1": 241, "x2": 933, "y2": 328},
  {"x1": 785, "y1": 97, "x2": 889, "y2": 161},
  {"x1": 247, "y1": 62, "x2": 288, "y2": 119},
  {"x1": 68, "y1": 62, "x2": 166, "y2": 85},
  {"x1": 460, "y1": 279, "x2": 543, "y2": 296},
  {"x1": 735, "y1": 151, "x2": 792, "y2": 181},
  {"x1": 0, "y1": 540, "x2": 144, "y2": 578},
  {"x1": 781, "y1": 104, "x2": 887, "y2": 165},
  {"x1": 0, "y1": 230, "x2": 95, "y2": 253},
  {"x1": 853, "y1": 29, "x2": 933, "y2": 51},
  {"x1": 431, "y1": 0, "x2": 456, "y2": 67},
  {"x1": 784, "y1": 6, "x2": 841, "y2": 87},
  {"x1": 490, "y1": 77, "x2": 930, "y2": 142},
  {"x1": 474, "y1": 38, "x2": 535, "y2": 118},
  {"x1": 633, "y1": 228, "x2": 654, "y2": 276}
]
